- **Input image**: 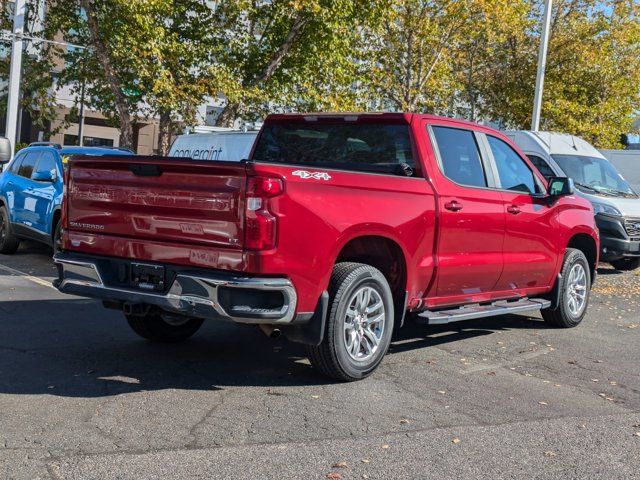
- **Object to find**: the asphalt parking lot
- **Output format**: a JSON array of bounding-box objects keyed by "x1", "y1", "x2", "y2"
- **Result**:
[{"x1": 0, "y1": 243, "x2": 639, "y2": 479}]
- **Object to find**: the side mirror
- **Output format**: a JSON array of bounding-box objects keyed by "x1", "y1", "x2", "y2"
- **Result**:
[
  {"x1": 0, "y1": 137, "x2": 11, "y2": 164},
  {"x1": 32, "y1": 169, "x2": 57, "y2": 183},
  {"x1": 548, "y1": 176, "x2": 574, "y2": 196}
]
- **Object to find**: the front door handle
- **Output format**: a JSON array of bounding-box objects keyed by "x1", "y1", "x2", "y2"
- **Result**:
[
  {"x1": 444, "y1": 201, "x2": 463, "y2": 212},
  {"x1": 507, "y1": 205, "x2": 521, "y2": 215}
]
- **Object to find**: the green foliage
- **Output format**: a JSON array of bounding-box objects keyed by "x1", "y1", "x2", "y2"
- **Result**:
[{"x1": 4, "y1": 0, "x2": 639, "y2": 149}]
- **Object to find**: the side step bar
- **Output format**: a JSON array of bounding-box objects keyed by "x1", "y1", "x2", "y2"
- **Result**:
[{"x1": 417, "y1": 298, "x2": 551, "y2": 325}]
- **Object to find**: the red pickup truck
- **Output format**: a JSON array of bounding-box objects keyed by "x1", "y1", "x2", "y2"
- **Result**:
[{"x1": 54, "y1": 113, "x2": 598, "y2": 381}]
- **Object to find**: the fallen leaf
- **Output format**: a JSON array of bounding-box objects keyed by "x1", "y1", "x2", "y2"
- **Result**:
[
  {"x1": 554, "y1": 384, "x2": 561, "y2": 387},
  {"x1": 633, "y1": 432, "x2": 640, "y2": 437},
  {"x1": 452, "y1": 438, "x2": 461, "y2": 444},
  {"x1": 538, "y1": 401, "x2": 548, "y2": 406},
  {"x1": 438, "y1": 390, "x2": 446, "y2": 395},
  {"x1": 610, "y1": 381, "x2": 618, "y2": 385},
  {"x1": 333, "y1": 462, "x2": 348, "y2": 469},
  {"x1": 591, "y1": 379, "x2": 599, "y2": 383},
  {"x1": 544, "y1": 451, "x2": 557, "y2": 457},
  {"x1": 326, "y1": 474, "x2": 342, "y2": 479},
  {"x1": 568, "y1": 360, "x2": 578, "y2": 365},
  {"x1": 311, "y1": 395, "x2": 320, "y2": 399},
  {"x1": 400, "y1": 419, "x2": 410, "y2": 425},
  {"x1": 381, "y1": 444, "x2": 390, "y2": 449},
  {"x1": 598, "y1": 393, "x2": 607, "y2": 398},
  {"x1": 361, "y1": 459, "x2": 370, "y2": 464},
  {"x1": 362, "y1": 475, "x2": 369, "y2": 480},
  {"x1": 487, "y1": 371, "x2": 496, "y2": 376}
]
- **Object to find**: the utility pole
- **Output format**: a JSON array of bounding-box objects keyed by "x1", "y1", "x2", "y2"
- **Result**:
[
  {"x1": 531, "y1": 0, "x2": 553, "y2": 131},
  {"x1": 5, "y1": 0, "x2": 26, "y2": 157}
]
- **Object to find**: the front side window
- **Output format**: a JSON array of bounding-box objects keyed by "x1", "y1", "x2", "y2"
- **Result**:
[
  {"x1": 488, "y1": 136, "x2": 537, "y2": 194},
  {"x1": 252, "y1": 122, "x2": 415, "y2": 176},
  {"x1": 527, "y1": 155, "x2": 555, "y2": 180},
  {"x1": 431, "y1": 126, "x2": 487, "y2": 188},
  {"x1": 552, "y1": 154, "x2": 636, "y2": 197},
  {"x1": 9, "y1": 153, "x2": 25, "y2": 174},
  {"x1": 17, "y1": 152, "x2": 40, "y2": 179}
]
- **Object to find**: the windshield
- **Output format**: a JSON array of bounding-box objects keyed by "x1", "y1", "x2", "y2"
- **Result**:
[{"x1": 552, "y1": 154, "x2": 637, "y2": 197}]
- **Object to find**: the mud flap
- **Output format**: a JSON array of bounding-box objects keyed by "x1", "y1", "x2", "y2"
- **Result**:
[{"x1": 281, "y1": 292, "x2": 329, "y2": 346}]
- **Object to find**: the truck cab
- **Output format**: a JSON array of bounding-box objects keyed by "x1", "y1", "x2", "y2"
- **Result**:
[{"x1": 505, "y1": 131, "x2": 640, "y2": 271}]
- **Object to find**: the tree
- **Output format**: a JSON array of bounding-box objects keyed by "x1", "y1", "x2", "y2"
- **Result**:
[
  {"x1": 479, "y1": 0, "x2": 640, "y2": 148},
  {"x1": 1, "y1": 0, "x2": 58, "y2": 136},
  {"x1": 211, "y1": 0, "x2": 384, "y2": 127}
]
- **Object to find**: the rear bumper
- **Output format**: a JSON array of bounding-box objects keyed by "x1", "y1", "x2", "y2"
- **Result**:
[{"x1": 53, "y1": 252, "x2": 298, "y2": 324}]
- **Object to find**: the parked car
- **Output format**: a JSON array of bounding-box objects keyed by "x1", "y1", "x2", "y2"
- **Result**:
[
  {"x1": 0, "y1": 143, "x2": 133, "y2": 254},
  {"x1": 169, "y1": 131, "x2": 258, "y2": 161},
  {"x1": 53, "y1": 113, "x2": 598, "y2": 381},
  {"x1": 505, "y1": 131, "x2": 640, "y2": 271}
]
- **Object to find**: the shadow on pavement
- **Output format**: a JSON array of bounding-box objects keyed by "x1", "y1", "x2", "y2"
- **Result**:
[{"x1": 0, "y1": 295, "x2": 553, "y2": 397}]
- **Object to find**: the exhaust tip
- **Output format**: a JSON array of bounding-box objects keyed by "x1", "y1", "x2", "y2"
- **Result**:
[{"x1": 259, "y1": 325, "x2": 282, "y2": 339}]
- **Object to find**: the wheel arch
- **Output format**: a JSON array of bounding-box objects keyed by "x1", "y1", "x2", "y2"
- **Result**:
[
  {"x1": 51, "y1": 207, "x2": 62, "y2": 239},
  {"x1": 567, "y1": 233, "x2": 598, "y2": 281},
  {"x1": 335, "y1": 234, "x2": 409, "y2": 323}
]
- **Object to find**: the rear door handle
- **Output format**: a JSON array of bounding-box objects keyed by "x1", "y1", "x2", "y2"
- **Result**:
[
  {"x1": 444, "y1": 201, "x2": 463, "y2": 212},
  {"x1": 507, "y1": 205, "x2": 521, "y2": 215}
]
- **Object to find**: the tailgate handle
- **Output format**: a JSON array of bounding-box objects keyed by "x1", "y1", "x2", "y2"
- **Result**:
[{"x1": 129, "y1": 164, "x2": 162, "y2": 177}]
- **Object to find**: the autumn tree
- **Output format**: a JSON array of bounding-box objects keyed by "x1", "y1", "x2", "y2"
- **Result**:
[
  {"x1": 211, "y1": 0, "x2": 384, "y2": 126},
  {"x1": 480, "y1": 0, "x2": 640, "y2": 147}
]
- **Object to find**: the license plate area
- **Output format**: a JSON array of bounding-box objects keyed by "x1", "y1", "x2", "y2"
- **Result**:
[{"x1": 131, "y1": 263, "x2": 166, "y2": 292}]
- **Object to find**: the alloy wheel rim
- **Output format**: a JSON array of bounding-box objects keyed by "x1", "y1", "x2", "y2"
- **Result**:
[
  {"x1": 343, "y1": 286, "x2": 386, "y2": 362},
  {"x1": 0, "y1": 212, "x2": 5, "y2": 241},
  {"x1": 566, "y1": 263, "x2": 587, "y2": 317}
]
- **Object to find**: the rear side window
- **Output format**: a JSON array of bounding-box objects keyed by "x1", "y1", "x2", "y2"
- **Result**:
[
  {"x1": 35, "y1": 152, "x2": 58, "y2": 177},
  {"x1": 17, "y1": 152, "x2": 40, "y2": 179},
  {"x1": 252, "y1": 123, "x2": 415, "y2": 176},
  {"x1": 488, "y1": 136, "x2": 537, "y2": 194},
  {"x1": 431, "y1": 126, "x2": 487, "y2": 188},
  {"x1": 527, "y1": 154, "x2": 555, "y2": 180}
]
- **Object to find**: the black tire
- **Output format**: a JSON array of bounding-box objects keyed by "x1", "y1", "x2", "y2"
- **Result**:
[
  {"x1": 307, "y1": 262, "x2": 395, "y2": 381},
  {"x1": 0, "y1": 205, "x2": 20, "y2": 255},
  {"x1": 125, "y1": 312, "x2": 204, "y2": 342},
  {"x1": 542, "y1": 248, "x2": 591, "y2": 328},
  {"x1": 53, "y1": 219, "x2": 62, "y2": 254},
  {"x1": 610, "y1": 258, "x2": 640, "y2": 272}
]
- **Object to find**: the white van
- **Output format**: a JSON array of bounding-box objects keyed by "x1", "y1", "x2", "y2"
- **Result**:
[
  {"x1": 169, "y1": 131, "x2": 258, "y2": 162},
  {"x1": 505, "y1": 131, "x2": 640, "y2": 271}
]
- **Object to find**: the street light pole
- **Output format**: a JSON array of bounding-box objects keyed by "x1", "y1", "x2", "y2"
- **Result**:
[
  {"x1": 531, "y1": 0, "x2": 553, "y2": 131},
  {"x1": 5, "y1": 0, "x2": 26, "y2": 157}
]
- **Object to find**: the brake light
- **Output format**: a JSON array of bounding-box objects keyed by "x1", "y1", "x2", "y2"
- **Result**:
[{"x1": 245, "y1": 176, "x2": 284, "y2": 250}]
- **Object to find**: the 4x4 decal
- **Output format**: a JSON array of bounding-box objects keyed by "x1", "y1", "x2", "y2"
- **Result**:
[{"x1": 292, "y1": 170, "x2": 331, "y2": 181}]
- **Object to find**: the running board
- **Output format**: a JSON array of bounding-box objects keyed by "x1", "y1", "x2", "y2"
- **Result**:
[{"x1": 417, "y1": 298, "x2": 551, "y2": 325}]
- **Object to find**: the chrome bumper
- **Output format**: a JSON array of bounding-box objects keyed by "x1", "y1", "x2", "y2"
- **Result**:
[{"x1": 53, "y1": 253, "x2": 298, "y2": 324}]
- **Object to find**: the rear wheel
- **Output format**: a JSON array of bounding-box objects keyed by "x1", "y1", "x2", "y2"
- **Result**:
[
  {"x1": 53, "y1": 219, "x2": 62, "y2": 254},
  {"x1": 125, "y1": 312, "x2": 204, "y2": 342},
  {"x1": 610, "y1": 258, "x2": 640, "y2": 271},
  {"x1": 0, "y1": 205, "x2": 20, "y2": 255},
  {"x1": 307, "y1": 262, "x2": 395, "y2": 381},
  {"x1": 542, "y1": 248, "x2": 591, "y2": 328}
]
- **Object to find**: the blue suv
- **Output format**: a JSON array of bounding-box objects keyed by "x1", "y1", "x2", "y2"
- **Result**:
[{"x1": 0, "y1": 143, "x2": 133, "y2": 254}]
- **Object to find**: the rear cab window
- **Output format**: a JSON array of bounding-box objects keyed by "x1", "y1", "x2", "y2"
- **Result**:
[
  {"x1": 252, "y1": 119, "x2": 417, "y2": 176},
  {"x1": 430, "y1": 126, "x2": 488, "y2": 188}
]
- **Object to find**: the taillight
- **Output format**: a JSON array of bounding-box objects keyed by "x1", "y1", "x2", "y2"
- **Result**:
[{"x1": 245, "y1": 176, "x2": 284, "y2": 250}]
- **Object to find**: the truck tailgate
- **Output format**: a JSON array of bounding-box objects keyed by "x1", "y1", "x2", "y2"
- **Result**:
[{"x1": 66, "y1": 156, "x2": 247, "y2": 251}]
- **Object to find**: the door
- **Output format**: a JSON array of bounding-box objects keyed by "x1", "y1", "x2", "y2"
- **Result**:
[
  {"x1": 485, "y1": 135, "x2": 558, "y2": 290},
  {"x1": 26, "y1": 151, "x2": 59, "y2": 235},
  {"x1": 2, "y1": 152, "x2": 25, "y2": 223},
  {"x1": 427, "y1": 124, "x2": 505, "y2": 299},
  {"x1": 9, "y1": 151, "x2": 41, "y2": 228}
]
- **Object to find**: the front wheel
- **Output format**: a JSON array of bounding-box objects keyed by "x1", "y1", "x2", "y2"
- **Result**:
[
  {"x1": 0, "y1": 205, "x2": 20, "y2": 255},
  {"x1": 125, "y1": 312, "x2": 204, "y2": 342},
  {"x1": 610, "y1": 258, "x2": 640, "y2": 272},
  {"x1": 307, "y1": 262, "x2": 395, "y2": 381},
  {"x1": 542, "y1": 248, "x2": 591, "y2": 328}
]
